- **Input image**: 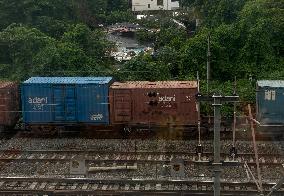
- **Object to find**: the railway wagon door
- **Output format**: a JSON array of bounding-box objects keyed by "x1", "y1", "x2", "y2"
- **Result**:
[
  {"x1": 113, "y1": 90, "x2": 132, "y2": 122},
  {"x1": 65, "y1": 86, "x2": 76, "y2": 121},
  {"x1": 53, "y1": 85, "x2": 76, "y2": 122}
]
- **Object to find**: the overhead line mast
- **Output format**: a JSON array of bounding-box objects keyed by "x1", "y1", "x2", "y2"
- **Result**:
[
  {"x1": 207, "y1": 33, "x2": 211, "y2": 94},
  {"x1": 196, "y1": 93, "x2": 239, "y2": 196}
]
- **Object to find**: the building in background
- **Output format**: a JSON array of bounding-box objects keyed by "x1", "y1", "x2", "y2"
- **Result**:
[{"x1": 132, "y1": 0, "x2": 179, "y2": 11}]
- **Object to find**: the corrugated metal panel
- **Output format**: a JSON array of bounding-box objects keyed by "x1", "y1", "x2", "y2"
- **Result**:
[
  {"x1": 21, "y1": 84, "x2": 53, "y2": 123},
  {"x1": 0, "y1": 82, "x2": 16, "y2": 88},
  {"x1": 110, "y1": 81, "x2": 198, "y2": 126},
  {"x1": 111, "y1": 90, "x2": 132, "y2": 122},
  {"x1": 256, "y1": 82, "x2": 284, "y2": 125},
  {"x1": 23, "y1": 77, "x2": 113, "y2": 84},
  {"x1": 21, "y1": 77, "x2": 113, "y2": 125},
  {"x1": 76, "y1": 83, "x2": 110, "y2": 123},
  {"x1": 0, "y1": 82, "x2": 19, "y2": 126},
  {"x1": 111, "y1": 81, "x2": 197, "y2": 89},
  {"x1": 257, "y1": 80, "x2": 284, "y2": 88}
]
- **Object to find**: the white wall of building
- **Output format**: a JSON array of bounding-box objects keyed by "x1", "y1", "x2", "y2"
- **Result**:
[{"x1": 132, "y1": 0, "x2": 179, "y2": 11}]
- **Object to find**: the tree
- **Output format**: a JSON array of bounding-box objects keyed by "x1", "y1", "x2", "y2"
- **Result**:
[
  {"x1": 62, "y1": 23, "x2": 113, "y2": 61},
  {"x1": 0, "y1": 24, "x2": 55, "y2": 80},
  {"x1": 181, "y1": 0, "x2": 246, "y2": 26},
  {"x1": 179, "y1": 0, "x2": 283, "y2": 82},
  {"x1": 34, "y1": 41, "x2": 97, "y2": 76},
  {"x1": 236, "y1": 0, "x2": 284, "y2": 79},
  {"x1": 0, "y1": 0, "x2": 76, "y2": 31},
  {"x1": 179, "y1": 29, "x2": 208, "y2": 80},
  {"x1": 156, "y1": 26, "x2": 188, "y2": 50},
  {"x1": 155, "y1": 46, "x2": 180, "y2": 78},
  {"x1": 106, "y1": 0, "x2": 129, "y2": 12},
  {"x1": 104, "y1": 10, "x2": 135, "y2": 25},
  {"x1": 0, "y1": 24, "x2": 114, "y2": 80},
  {"x1": 116, "y1": 54, "x2": 171, "y2": 81}
]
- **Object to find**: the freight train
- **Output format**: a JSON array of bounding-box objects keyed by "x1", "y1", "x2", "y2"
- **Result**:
[{"x1": 0, "y1": 77, "x2": 283, "y2": 136}]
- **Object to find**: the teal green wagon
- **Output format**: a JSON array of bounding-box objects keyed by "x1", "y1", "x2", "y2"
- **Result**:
[{"x1": 256, "y1": 80, "x2": 284, "y2": 134}]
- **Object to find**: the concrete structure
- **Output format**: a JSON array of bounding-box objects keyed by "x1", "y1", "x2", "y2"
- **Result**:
[{"x1": 132, "y1": 0, "x2": 179, "y2": 11}]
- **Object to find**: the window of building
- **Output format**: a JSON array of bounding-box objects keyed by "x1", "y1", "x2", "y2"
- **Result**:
[
  {"x1": 157, "y1": 0, "x2": 163, "y2": 6},
  {"x1": 148, "y1": 4, "x2": 150, "y2": 8}
]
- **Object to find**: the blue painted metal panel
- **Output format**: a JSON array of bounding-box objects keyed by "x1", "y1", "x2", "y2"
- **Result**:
[
  {"x1": 21, "y1": 84, "x2": 53, "y2": 123},
  {"x1": 76, "y1": 84, "x2": 109, "y2": 124},
  {"x1": 257, "y1": 80, "x2": 284, "y2": 125},
  {"x1": 65, "y1": 86, "x2": 76, "y2": 121},
  {"x1": 24, "y1": 77, "x2": 113, "y2": 84},
  {"x1": 21, "y1": 77, "x2": 113, "y2": 125},
  {"x1": 53, "y1": 86, "x2": 65, "y2": 121},
  {"x1": 52, "y1": 85, "x2": 76, "y2": 122}
]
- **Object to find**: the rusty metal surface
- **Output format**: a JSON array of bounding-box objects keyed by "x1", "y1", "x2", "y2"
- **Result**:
[
  {"x1": 110, "y1": 81, "x2": 197, "y2": 89},
  {"x1": 0, "y1": 82, "x2": 19, "y2": 126},
  {"x1": 109, "y1": 81, "x2": 198, "y2": 126},
  {"x1": 0, "y1": 82, "x2": 15, "y2": 89}
]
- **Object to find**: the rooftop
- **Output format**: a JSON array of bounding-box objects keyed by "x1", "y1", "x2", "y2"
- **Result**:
[
  {"x1": 110, "y1": 81, "x2": 197, "y2": 89},
  {"x1": 257, "y1": 80, "x2": 284, "y2": 88},
  {"x1": 0, "y1": 81, "x2": 17, "y2": 89},
  {"x1": 23, "y1": 77, "x2": 113, "y2": 84}
]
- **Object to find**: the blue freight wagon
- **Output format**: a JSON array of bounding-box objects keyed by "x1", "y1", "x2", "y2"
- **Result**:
[
  {"x1": 21, "y1": 77, "x2": 113, "y2": 128},
  {"x1": 256, "y1": 80, "x2": 284, "y2": 134}
]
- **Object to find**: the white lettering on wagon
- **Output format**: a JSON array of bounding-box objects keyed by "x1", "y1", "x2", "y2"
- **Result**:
[
  {"x1": 158, "y1": 95, "x2": 176, "y2": 102},
  {"x1": 264, "y1": 90, "x2": 276, "y2": 101},
  {"x1": 159, "y1": 95, "x2": 176, "y2": 108},
  {"x1": 91, "y1": 114, "x2": 103, "y2": 121},
  {"x1": 28, "y1": 97, "x2": 48, "y2": 104},
  {"x1": 28, "y1": 97, "x2": 48, "y2": 111}
]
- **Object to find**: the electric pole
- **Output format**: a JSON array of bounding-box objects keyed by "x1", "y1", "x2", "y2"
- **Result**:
[
  {"x1": 196, "y1": 94, "x2": 239, "y2": 196},
  {"x1": 207, "y1": 33, "x2": 211, "y2": 94}
]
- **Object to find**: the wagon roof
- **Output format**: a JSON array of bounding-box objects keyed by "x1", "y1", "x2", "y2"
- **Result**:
[
  {"x1": 257, "y1": 80, "x2": 284, "y2": 88},
  {"x1": 110, "y1": 81, "x2": 197, "y2": 89},
  {"x1": 0, "y1": 82, "x2": 16, "y2": 89},
  {"x1": 23, "y1": 77, "x2": 113, "y2": 84}
]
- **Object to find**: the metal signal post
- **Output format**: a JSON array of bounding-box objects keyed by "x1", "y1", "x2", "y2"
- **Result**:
[
  {"x1": 207, "y1": 33, "x2": 211, "y2": 94},
  {"x1": 196, "y1": 94, "x2": 239, "y2": 196}
]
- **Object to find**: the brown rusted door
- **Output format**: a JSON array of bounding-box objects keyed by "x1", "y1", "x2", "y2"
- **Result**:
[{"x1": 113, "y1": 90, "x2": 132, "y2": 123}]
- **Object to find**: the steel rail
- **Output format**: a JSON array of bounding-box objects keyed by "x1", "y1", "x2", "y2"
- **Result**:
[
  {"x1": 0, "y1": 177, "x2": 282, "y2": 194},
  {"x1": 0, "y1": 151, "x2": 281, "y2": 165},
  {"x1": 0, "y1": 149, "x2": 281, "y2": 156}
]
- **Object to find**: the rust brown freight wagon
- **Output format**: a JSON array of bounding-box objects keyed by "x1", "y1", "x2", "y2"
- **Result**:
[
  {"x1": 109, "y1": 81, "x2": 198, "y2": 132},
  {"x1": 0, "y1": 82, "x2": 19, "y2": 131}
]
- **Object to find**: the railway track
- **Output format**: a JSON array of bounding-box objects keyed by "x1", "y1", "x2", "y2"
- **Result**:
[
  {"x1": 0, "y1": 150, "x2": 282, "y2": 165},
  {"x1": 0, "y1": 177, "x2": 283, "y2": 195},
  {"x1": 0, "y1": 149, "x2": 282, "y2": 195}
]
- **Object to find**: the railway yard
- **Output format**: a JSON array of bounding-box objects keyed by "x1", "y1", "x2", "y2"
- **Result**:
[
  {"x1": 0, "y1": 0, "x2": 283, "y2": 194},
  {"x1": 0, "y1": 79, "x2": 284, "y2": 195},
  {"x1": 0, "y1": 137, "x2": 283, "y2": 195}
]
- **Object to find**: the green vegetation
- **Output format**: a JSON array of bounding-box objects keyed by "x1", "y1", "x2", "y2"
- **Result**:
[
  {"x1": 0, "y1": 0, "x2": 283, "y2": 114},
  {"x1": 0, "y1": 0, "x2": 131, "y2": 80}
]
